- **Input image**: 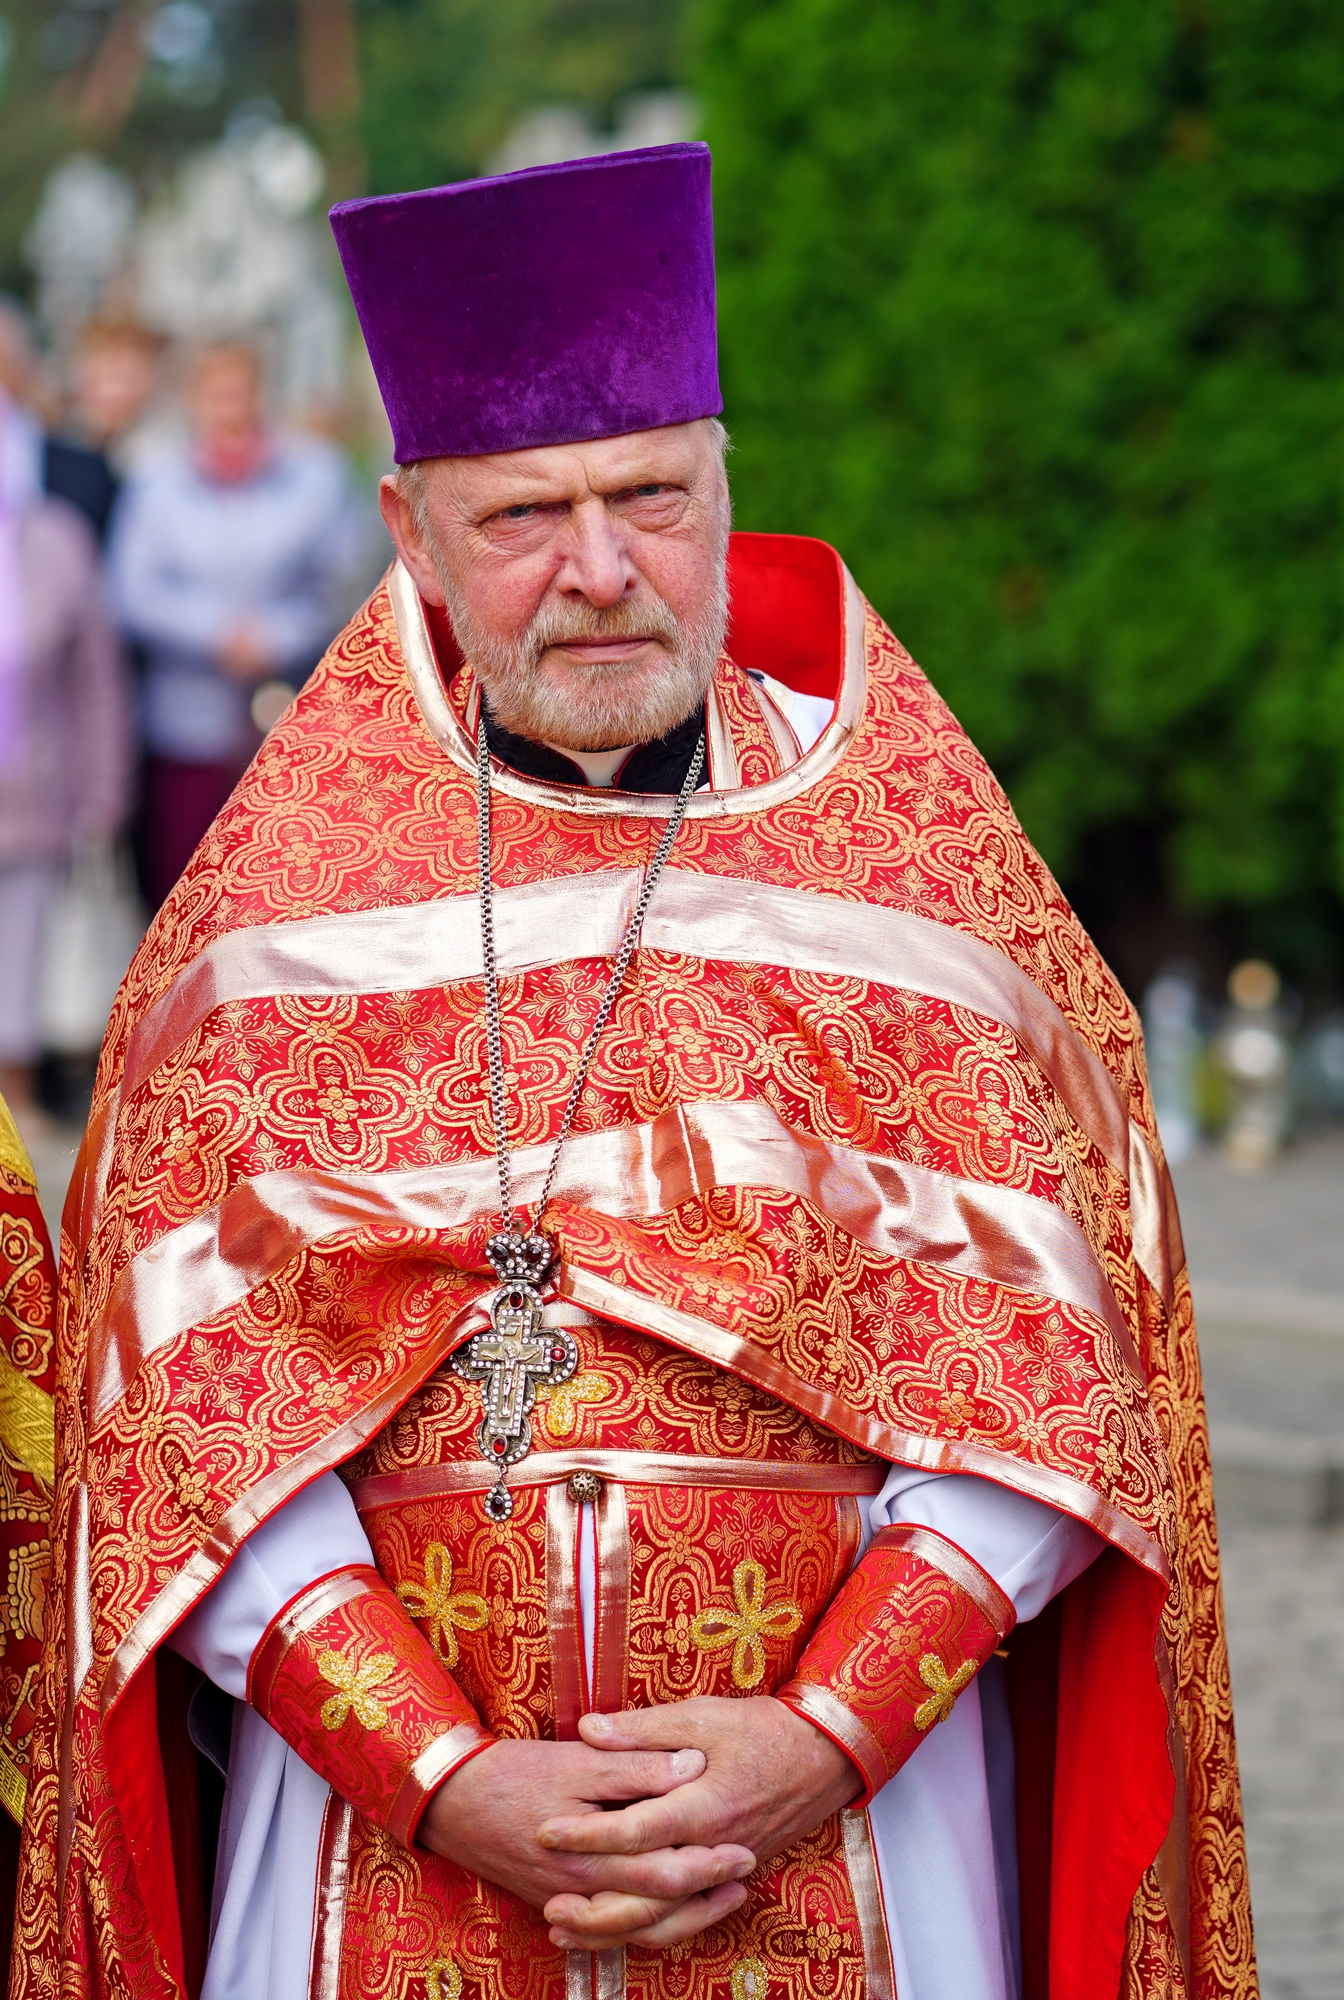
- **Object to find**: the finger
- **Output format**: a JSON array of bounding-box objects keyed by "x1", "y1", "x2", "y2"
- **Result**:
[
  {"x1": 578, "y1": 1746, "x2": 705, "y2": 1801},
  {"x1": 540, "y1": 1781, "x2": 714, "y2": 1855},
  {"x1": 579, "y1": 1707, "x2": 699, "y2": 1754},
  {"x1": 568, "y1": 1843, "x2": 754, "y2": 1903},
  {"x1": 543, "y1": 1889, "x2": 680, "y2": 1939},
  {"x1": 549, "y1": 1881, "x2": 748, "y2": 1952}
]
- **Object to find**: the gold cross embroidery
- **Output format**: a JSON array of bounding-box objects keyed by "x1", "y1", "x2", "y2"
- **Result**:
[
  {"x1": 426, "y1": 1959, "x2": 462, "y2": 2000},
  {"x1": 690, "y1": 1559, "x2": 802, "y2": 1689},
  {"x1": 914, "y1": 1651, "x2": 978, "y2": 1730},
  {"x1": 539, "y1": 1371, "x2": 609, "y2": 1440},
  {"x1": 317, "y1": 1647, "x2": 396, "y2": 1731},
  {"x1": 395, "y1": 1544, "x2": 489, "y2": 1668}
]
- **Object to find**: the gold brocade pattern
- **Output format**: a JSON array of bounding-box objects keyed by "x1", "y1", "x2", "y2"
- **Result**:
[
  {"x1": 0, "y1": 1175, "x2": 56, "y2": 1849},
  {"x1": 622, "y1": 1482, "x2": 859, "y2": 1709},
  {"x1": 689, "y1": 1558, "x2": 803, "y2": 1689},
  {"x1": 353, "y1": 1320, "x2": 870, "y2": 1475},
  {"x1": 362, "y1": 1488, "x2": 551, "y2": 1741},
  {"x1": 317, "y1": 1648, "x2": 395, "y2": 1731},
  {"x1": 333, "y1": 1800, "x2": 872, "y2": 2000},
  {"x1": 913, "y1": 1653, "x2": 978, "y2": 1730},
  {"x1": 19, "y1": 567, "x2": 1255, "y2": 1999},
  {"x1": 1124, "y1": 1866, "x2": 1192, "y2": 2000},
  {"x1": 394, "y1": 1543, "x2": 488, "y2": 1668},
  {"x1": 0, "y1": 1098, "x2": 35, "y2": 1191}
]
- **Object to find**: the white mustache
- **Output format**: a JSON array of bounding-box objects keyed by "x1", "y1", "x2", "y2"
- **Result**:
[{"x1": 522, "y1": 595, "x2": 684, "y2": 660}]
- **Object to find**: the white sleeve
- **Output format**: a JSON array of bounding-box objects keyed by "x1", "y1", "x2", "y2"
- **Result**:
[
  {"x1": 167, "y1": 1473, "x2": 374, "y2": 1699},
  {"x1": 869, "y1": 1464, "x2": 1104, "y2": 1621}
]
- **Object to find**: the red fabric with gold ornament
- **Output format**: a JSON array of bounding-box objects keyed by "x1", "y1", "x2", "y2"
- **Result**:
[
  {"x1": 13, "y1": 534, "x2": 1255, "y2": 2000},
  {"x1": 247, "y1": 1563, "x2": 491, "y2": 1845},
  {"x1": 778, "y1": 1524, "x2": 1015, "y2": 1807},
  {"x1": 0, "y1": 1103, "x2": 57, "y2": 1991},
  {"x1": 328, "y1": 1318, "x2": 892, "y2": 2000}
]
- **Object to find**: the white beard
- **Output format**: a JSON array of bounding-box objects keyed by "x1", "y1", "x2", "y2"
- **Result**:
[{"x1": 431, "y1": 548, "x2": 729, "y2": 753}]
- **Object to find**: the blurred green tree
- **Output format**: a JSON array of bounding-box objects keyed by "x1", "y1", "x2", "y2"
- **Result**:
[
  {"x1": 693, "y1": 0, "x2": 1344, "y2": 984},
  {"x1": 357, "y1": 0, "x2": 685, "y2": 194},
  {"x1": 0, "y1": 0, "x2": 307, "y2": 299}
]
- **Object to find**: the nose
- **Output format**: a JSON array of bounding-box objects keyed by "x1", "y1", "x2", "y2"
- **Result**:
[{"x1": 552, "y1": 498, "x2": 637, "y2": 609}]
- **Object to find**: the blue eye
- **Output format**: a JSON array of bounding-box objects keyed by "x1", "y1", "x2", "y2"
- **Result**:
[
  {"x1": 503, "y1": 504, "x2": 534, "y2": 520},
  {"x1": 634, "y1": 484, "x2": 662, "y2": 497}
]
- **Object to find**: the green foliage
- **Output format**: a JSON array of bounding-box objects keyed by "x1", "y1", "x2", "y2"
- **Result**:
[
  {"x1": 357, "y1": 0, "x2": 685, "y2": 194},
  {"x1": 693, "y1": 0, "x2": 1344, "y2": 976}
]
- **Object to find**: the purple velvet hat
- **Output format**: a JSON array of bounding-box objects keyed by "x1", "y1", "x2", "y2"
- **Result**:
[{"x1": 330, "y1": 143, "x2": 720, "y2": 462}]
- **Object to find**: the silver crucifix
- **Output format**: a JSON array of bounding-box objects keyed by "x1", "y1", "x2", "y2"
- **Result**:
[{"x1": 452, "y1": 1230, "x2": 577, "y2": 1520}]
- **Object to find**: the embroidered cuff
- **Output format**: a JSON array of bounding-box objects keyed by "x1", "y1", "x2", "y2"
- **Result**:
[
  {"x1": 248, "y1": 1564, "x2": 494, "y2": 1845},
  {"x1": 776, "y1": 1524, "x2": 1015, "y2": 1807}
]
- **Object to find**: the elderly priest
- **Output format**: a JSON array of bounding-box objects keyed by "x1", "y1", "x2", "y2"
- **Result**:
[{"x1": 15, "y1": 145, "x2": 1254, "y2": 2000}]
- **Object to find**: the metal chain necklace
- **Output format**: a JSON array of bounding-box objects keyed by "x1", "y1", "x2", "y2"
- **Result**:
[{"x1": 454, "y1": 714, "x2": 707, "y2": 1520}]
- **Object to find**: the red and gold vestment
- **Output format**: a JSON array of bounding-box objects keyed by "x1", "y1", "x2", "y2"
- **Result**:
[
  {"x1": 0, "y1": 1099, "x2": 57, "y2": 1963},
  {"x1": 13, "y1": 535, "x2": 1254, "y2": 1999}
]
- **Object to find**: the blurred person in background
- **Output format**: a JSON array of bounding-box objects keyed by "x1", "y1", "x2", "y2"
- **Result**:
[
  {"x1": 0, "y1": 300, "x2": 156, "y2": 547},
  {"x1": 0, "y1": 373, "x2": 132, "y2": 1137},
  {"x1": 109, "y1": 339, "x2": 358, "y2": 909},
  {"x1": 43, "y1": 319, "x2": 167, "y2": 545}
]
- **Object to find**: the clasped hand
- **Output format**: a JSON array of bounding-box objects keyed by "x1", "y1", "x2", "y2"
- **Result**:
[{"x1": 418, "y1": 1697, "x2": 860, "y2": 1952}]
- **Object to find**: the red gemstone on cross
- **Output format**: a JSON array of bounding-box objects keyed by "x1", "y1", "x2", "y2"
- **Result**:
[{"x1": 492, "y1": 1438, "x2": 506, "y2": 1454}]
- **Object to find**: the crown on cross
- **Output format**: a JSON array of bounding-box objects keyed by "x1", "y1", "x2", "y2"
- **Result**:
[{"x1": 486, "y1": 1229, "x2": 555, "y2": 1288}]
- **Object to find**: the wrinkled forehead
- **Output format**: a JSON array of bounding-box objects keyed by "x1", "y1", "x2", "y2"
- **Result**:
[{"x1": 421, "y1": 419, "x2": 722, "y2": 519}]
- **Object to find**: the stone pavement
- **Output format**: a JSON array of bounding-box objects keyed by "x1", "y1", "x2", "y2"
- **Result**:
[
  {"x1": 21, "y1": 1114, "x2": 1344, "y2": 1995},
  {"x1": 1178, "y1": 1130, "x2": 1344, "y2": 1526},
  {"x1": 1221, "y1": 1520, "x2": 1344, "y2": 1999},
  {"x1": 1175, "y1": 1133, "x2": 1344, "y2": 1998}
]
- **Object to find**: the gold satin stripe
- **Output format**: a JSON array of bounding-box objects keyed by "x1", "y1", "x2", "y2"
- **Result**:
[
  {"x1": 117, "y1": 870, "x2": 640, "y2": 1105},
  {"x1": 546, "y1": 1483, "x2": 585, "y2": 1741},
  {"x1": 308, "y1": 1795, "x2": 353, "y2": 2000},
  {"x1": 562, "y1": 1264, "x2": 1170, "y2": 1584},
  {"x1": 106, "y1": 857, "x2": 1174, "y2": 1303},
  {"x1": 840, "y1": 1809, "x2": 897, "y2": 2000},
  {"x1": 89, "y1": 1098, "x2": 1131, "y2": 1422},
  {"x1": 386, "y1": 1720, "x2": 495, "y2": 1849},
  {"x1": 392, "y1": 555, "x2": 869, "y2": 824},
  {"x1": 1127, "y1": 1121, "x2": 1179, "y2": 1305},
  {"x1": 704, "y1": 678, "x2": 740, "y2": 789},
  {"x1": 835, "y1": 1493, "x2": 863, "y2": 1580},
  {"x1": 118, "y1": 860, "x2": 1125, "y2": 1182},
  {"x1": 566, "y1": 1955, "x2": 593, "y2": 2000},
  {"x1": 594, "y1": 1949, "x2": 625, "y2": 2000},
  {"x1": 0, "y1": 1350, "x2": 55, "y2": 1486},
  {"x1": 593, "y1": 1480, "x2": 630, "y2": 1718},
  {"x1": 350, "y1": 1450, "x2": 888, "y2": 1513},
  {"x1": 0, "y1": 1097, "x2": 35, "y2": 1190},
  {"x1": 871, "y1": 1524, "x2": 1016, "y2": 1637},
  {"x1": 0, "y1": 1741, "x2": 26, "y2": 1826},
  {"x1": 748, "y1": 675, "x2": 806, "y2": 767},
  {"x1": 59, "y1": 1481, "x2": 92, "y2": 1894},
  {"x1": 780, "y1": 1684, "x2": 886, "y2": 1803}
]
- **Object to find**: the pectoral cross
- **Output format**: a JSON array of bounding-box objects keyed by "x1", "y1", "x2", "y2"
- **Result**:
[{"x1": 452, "y1": 1229, "x2": 578, "y2": 1521}]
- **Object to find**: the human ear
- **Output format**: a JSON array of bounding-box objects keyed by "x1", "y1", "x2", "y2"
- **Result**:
[{"x1": 378, "y1": 473, "x2": 448, "y2": 607}]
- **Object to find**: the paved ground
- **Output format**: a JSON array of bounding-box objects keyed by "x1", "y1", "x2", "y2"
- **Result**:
[
  {"x1": 1180, "y1": 1135, "x2": 1344, "y2": 1994},
  {"x1": 21, "y1": 1113, "x2": 1344, "y2": 1994},
  {"x1": 1222, "y1": 1520, "x2": 1344, "y2": 1999},
  {"x1": 1176, "y1": 1127, "x2": 1344, "y2": 1304}
]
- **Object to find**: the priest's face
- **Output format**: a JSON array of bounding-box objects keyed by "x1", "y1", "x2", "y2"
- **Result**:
[{"x1": 379, "y1": 419, "x2": 730, "y2": 752}]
